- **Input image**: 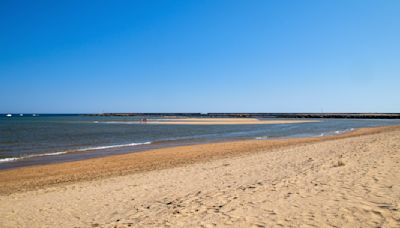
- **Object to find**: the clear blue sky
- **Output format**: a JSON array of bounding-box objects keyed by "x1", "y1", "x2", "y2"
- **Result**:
[{"x1": 1, "y1": 0, "x2": 399, "y2": 113}]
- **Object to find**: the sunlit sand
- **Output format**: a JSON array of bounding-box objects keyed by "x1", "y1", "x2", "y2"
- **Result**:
[{"x1": 1, "y1": 126, "x2": 399, "y2": 227}]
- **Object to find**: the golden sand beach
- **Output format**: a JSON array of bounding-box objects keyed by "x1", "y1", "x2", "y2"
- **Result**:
[{"x1": 0, "y1": 126, "x2": 399, "y2": 227}]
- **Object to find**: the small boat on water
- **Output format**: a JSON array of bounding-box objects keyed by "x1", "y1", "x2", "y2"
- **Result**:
[
  {"x1": 20, "y1": 114, "x2": 23, "y2": 116},
  {"x1": 6, "y1": 114, "x2": 12, "y2": 117}
]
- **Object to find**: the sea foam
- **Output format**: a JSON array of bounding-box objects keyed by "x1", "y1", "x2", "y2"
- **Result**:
[{"x1": 0, "y1": 142, "x2": 152, "y2": 163}]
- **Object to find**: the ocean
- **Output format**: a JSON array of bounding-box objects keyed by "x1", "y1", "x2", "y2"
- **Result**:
[{"x1": 1, "y1": 114, "x2": 399, "y2": 169}]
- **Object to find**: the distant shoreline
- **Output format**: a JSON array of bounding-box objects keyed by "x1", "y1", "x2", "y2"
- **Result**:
[
  {"x1": 129, "y1": 118, "x2": 319, "y2": 125},
  {"x1": 85, "y1": 113, "x2": 400, "y2": 119},
  {"x1": 2, "y1": 113, "x2": 400, "y2": 119}
]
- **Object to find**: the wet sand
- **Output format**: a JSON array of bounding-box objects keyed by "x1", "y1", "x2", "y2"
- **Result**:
[{"x1": 0, "y1": 126, "x2": 399, "y2": 227}]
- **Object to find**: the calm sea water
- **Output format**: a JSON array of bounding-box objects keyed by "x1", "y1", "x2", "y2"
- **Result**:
[{"x1": 1, "y1": 115, "x2": 399, "y2": 169}]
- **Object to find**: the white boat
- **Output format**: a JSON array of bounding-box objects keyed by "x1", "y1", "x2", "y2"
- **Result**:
[
  {"x1": 6, "y1": 114, "x2": 12, "y2": 117},
  {"x1": 20, "y1": 114, "x2": 23, "y2": 116},
  {"x1": 32, "y1": 114, "x2": 36, "y2": 117}
]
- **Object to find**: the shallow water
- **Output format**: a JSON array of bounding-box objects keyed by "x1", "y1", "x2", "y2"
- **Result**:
[{"x1": 1, "y1": 114, "x2": 399, "y2": 169}]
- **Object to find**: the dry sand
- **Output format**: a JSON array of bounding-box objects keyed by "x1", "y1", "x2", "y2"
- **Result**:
[
  {"x1": 140, "y1": 118, "x2": 318, "y2": 125},
  {"x1": 0, "y1": 126, "x2": 399, "y2": 227}
]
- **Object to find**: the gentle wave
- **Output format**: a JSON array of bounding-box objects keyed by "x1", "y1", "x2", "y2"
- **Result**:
[
  {"x1": 0, "y1": 151, "x2": 68, "y2": 163},
  {"x1": 0, "y1": 157, "x2": 20, "y2": 162},
  {"x1": 72, "y1": 142, "x2": 151, "y2": 152},
  {"x1": 0, "y1": 141, "x2": 151, "y2": 163},
  {"x1": 319, "y1": 128, "x2": 355, "y2": 137},
  {"x1": 255, "y1": 128, "x2": 356, "y2": 140},
  {"x1": 255, "y1": 136, "x2": 269, "y2": 140},
  {"x1": 94, "y1": 121, "x2": 139, "y2": 124}
]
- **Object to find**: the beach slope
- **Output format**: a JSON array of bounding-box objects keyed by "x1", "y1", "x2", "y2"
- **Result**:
[{"x1": 0, "y1": 126, "x2": 399, "y2": 227}]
